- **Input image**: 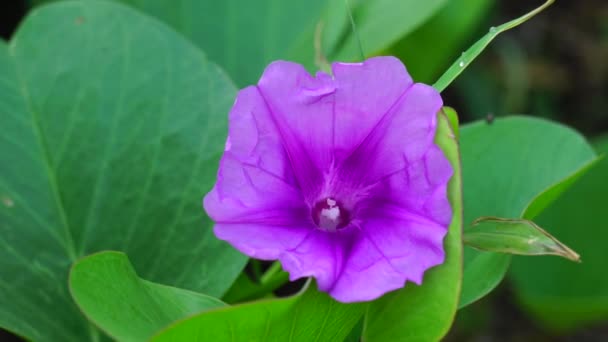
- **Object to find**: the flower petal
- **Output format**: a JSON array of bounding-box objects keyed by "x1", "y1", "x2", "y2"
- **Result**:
[
  {"x1": 330, "y1": 209, "x2": 447, "y2": 302},
  {"x1": 256, "y1": 57, "x2": 414, "y2": 197},
  {"x1": 205, "y1": 154, "x2": 313, "y2": 260},
  {"x1": 204, "y1": 85, "x2": 310, "y2": 225},
  {"x1": 339, "y1": 83, "x2": 443, "y2": 184},
  {"x1": 331, "y1": 57, "x2": 414, "y2": 161},
  {"x1": 279, "y1": 230, "x2": 354, "y2": 291},
  {"x1": 374, "y1": 145, "x2": 453, "y2": 226},
  {"x1": 257, "y1": 61, "x2": 333, "y2": 196},
  {"x1": 214, "y1": 223, "x2": 310, "y2": 260},
  {"x1": 225, "y1": 86, "x2": 295, "y2": 186},
  {"x1": 203, "y1": 155, "x2": 307, "y2": 225}
]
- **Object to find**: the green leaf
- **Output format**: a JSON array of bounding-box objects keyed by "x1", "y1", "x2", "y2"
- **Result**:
[
  {"x1": 344, "y1": 318, "x2": 364, "y2": 342},
  {"x1": 151, "y1": 281, "x2": 366, "y2": 341},
  {"x1": 459, "y1": 116, "x2": 596, "y2": 307},
  {"x1": 509, "y1": 137, "x2": 608, "y2": 331},
  {"x1": 522, "y1": 157, "x2": 600, "y2": 220},
  {"x1": 33, "y1": 0, "x2": 450, "y2": 86},
  {"x1": 0, "y1": 2, "x2": 245, "y2": 340},
  {"x1": 115, "y1": 0, "x2": 330, "y2": 86},
  {"x1": 464, "y1": 217, "x2": 580, "y2": 262},
  {"x1": 363, "y1": 111, "x2": 462, "y2": 341},
  {"x1": 326, "y1": 0, "x2": 449, "y2": 62},
  {"x1": 433, "y1": 0, "x2": 554, "y2": 92},
  {"x1": 127, "y1": 0, "x2": 335, "y2": 86},
  {"x1": 390, "y1": 0, "x2": 493, "y2": 84},
  {"x1": 70, "y1": 251, "x2": 225, "y2": 342},
  {"x1": 32, "y1": 0, "x2": 328, "y2": 86},
  {"x1": 460, "y1": 251, "x2": 511, "y2": 309}
]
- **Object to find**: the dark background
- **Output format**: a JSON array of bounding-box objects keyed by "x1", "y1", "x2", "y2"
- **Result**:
[
  {"x1": 1, "y1": 0, "x2": 607, "y2": 341},
  {"x1": 441, "y1": 1, "x2": 608, "y2": 140}
]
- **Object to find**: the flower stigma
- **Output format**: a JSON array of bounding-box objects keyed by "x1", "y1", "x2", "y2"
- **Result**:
[{"x1": 312, "y1": 197, "x2": 350, "y2": 232}]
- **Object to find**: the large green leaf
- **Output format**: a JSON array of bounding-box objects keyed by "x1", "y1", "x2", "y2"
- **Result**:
[
  {"x1": 114, "y1": 0, "x2": 328, "y2": 86},
  {"x1": 0, "y1": 2, "x2": 245, "y2": 340},
  {"x1": 324, "y1": 0, "x2": 448, "y2": 62},
  {"x1": 509, "y1": 137, "x2": 608, "y2": 331},
  {"x1": 363, "y1": 111, "x2": 463, "y2": 341},
  {"x1": 32, "y1": 0, "x2": 450, "y2": 86},
  {"x1": 459, "y1": 117, "x2": 596, "y2": 307},
  {"x1": 31, "y1": 0, "x2": 327, "y2": 86},
  {"x1": 115, "y1": 0, "x2": 450, "y2": 79},
  {"x1": 70, "y1": 251, "x2": 225, "y2": 342},
  {"x1": 151, "y1": 281, "x2": 365, "y2": 341}
]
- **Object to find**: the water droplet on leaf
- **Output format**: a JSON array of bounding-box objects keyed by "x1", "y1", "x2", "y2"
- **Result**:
[{"x1": 2, "y1": 196, "x2": 14, "y2": 208}]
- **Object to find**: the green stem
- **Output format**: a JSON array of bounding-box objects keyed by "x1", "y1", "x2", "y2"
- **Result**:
[
  {"x1": 227, "y1": 261, "x2": 290, "y2": 303},
  {"x1": 344, "y1": 0, "x2": 365, "y2": 61},
  {"x1": 250, "y1": 259, "x2": 263, "y2": 280},
  {"x1": 433, "y1": 0, "x2": 555, "y2": 92},
  {"x1": 260, "y1": 261, "x2": 283, "y2": 284},
  {"x1": 258, "y1": 261, "x2": 290, "y2": 294}
]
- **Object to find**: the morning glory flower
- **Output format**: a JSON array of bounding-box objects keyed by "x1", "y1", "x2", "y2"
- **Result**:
[{"x1": 204, "y1": 56, "x2": 453, "y2": 302}]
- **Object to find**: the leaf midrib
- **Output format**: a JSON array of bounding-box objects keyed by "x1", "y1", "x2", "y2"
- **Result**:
[
  {"x1": 77, "y1": 13, "x2": 131, "y2": 257},
  {"x1": 8, "y1": 40, "x2": 78, "y2": 262}
]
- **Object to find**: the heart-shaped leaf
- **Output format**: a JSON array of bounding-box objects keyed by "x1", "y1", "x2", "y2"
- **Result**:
[
  {"x1": 151, "y1": 281, "x2": 365, "y2": 341},
  {"x1": 459, "y1": 117, "x2": 596, "y2": 307},
  {"x1": 32, "y1": 0, "x2": 450, "y2": 87},
  {"x1": 70, "y1": 251, "x2": 225, "y2": 342},
  {"x1": 324, "y1": 0, "x2": 448, "y2": 62},
  {"x1": 33, "y1": 0, "x2": 327, "y2": 86},
  {"x1": 0, "y1": 2, "x2": 245, "y2": 340},
  {"x1": 510, "y1": 137, "x2": 608, "y2": 331}
]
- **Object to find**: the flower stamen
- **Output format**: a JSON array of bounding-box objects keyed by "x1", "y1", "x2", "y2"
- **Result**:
[{"x1": 312, "y1": 197, "x2": 350, "y2": 232}]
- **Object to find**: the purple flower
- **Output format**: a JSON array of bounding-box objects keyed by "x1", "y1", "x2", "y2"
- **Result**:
[{"x1": 204, "y1": 56, "x2": 453, "y2": 302}]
